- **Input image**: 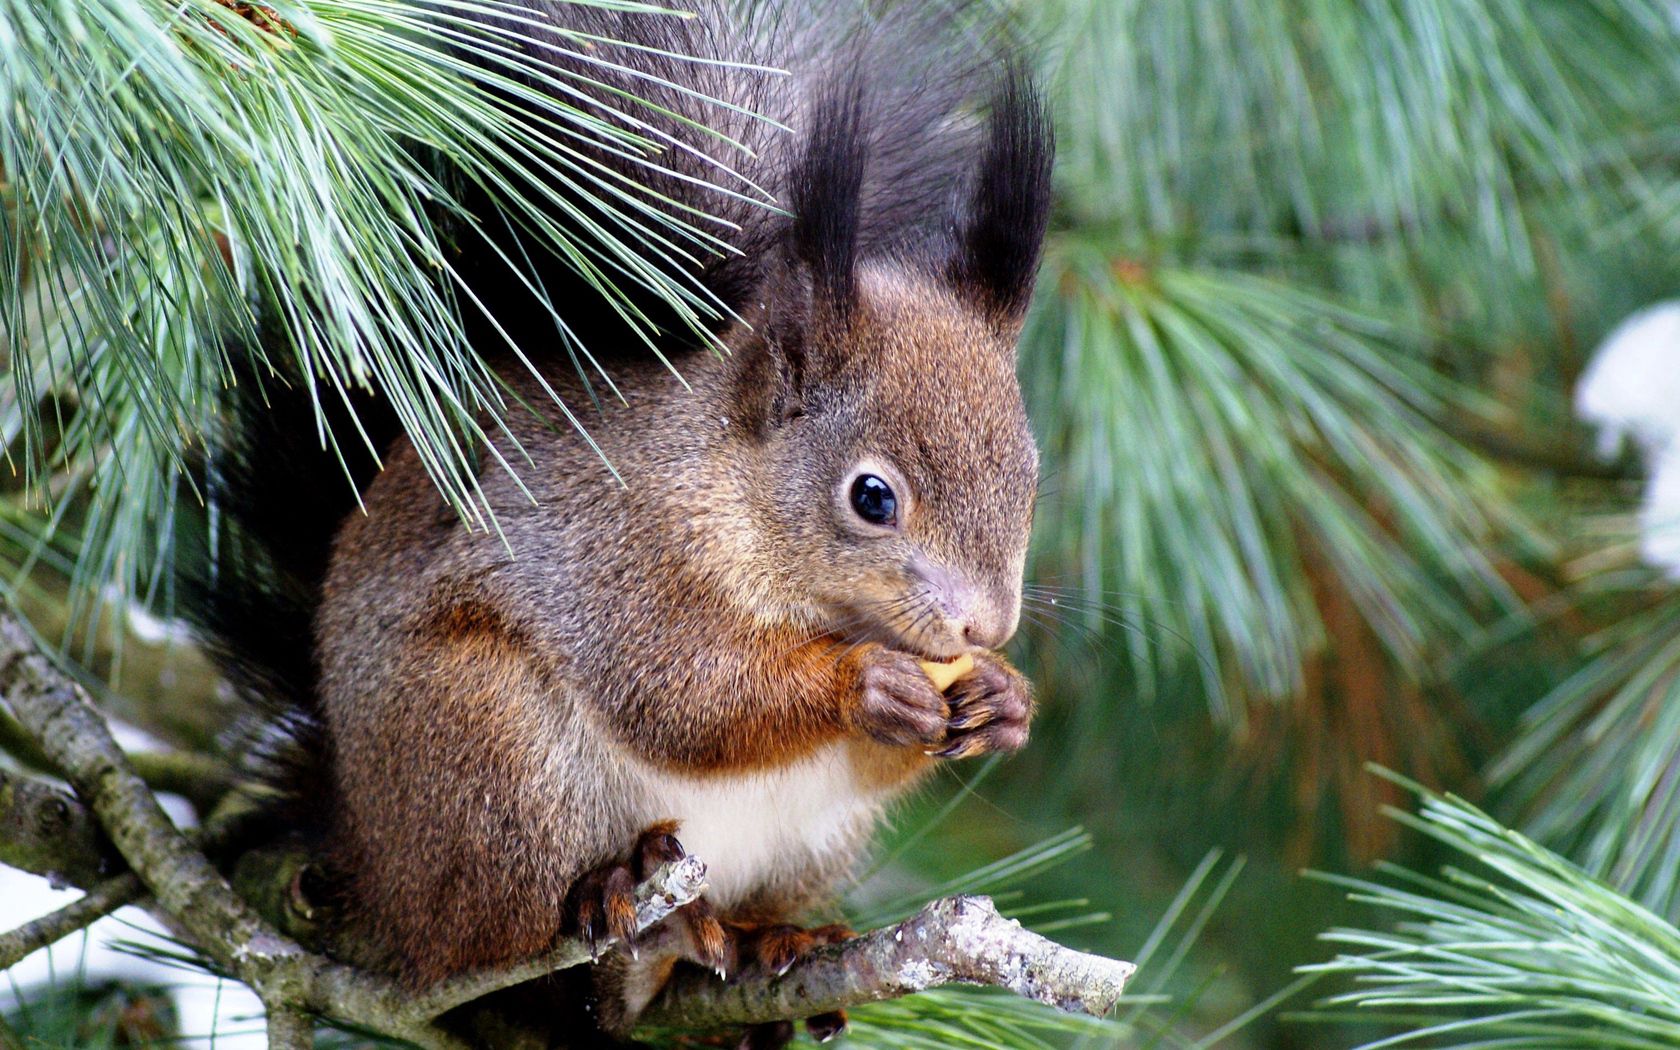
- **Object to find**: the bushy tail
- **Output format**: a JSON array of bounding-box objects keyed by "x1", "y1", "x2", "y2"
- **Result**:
[
  {"x1": 172, "y1": 344, "x2": 397, "y2": 830},
  {"x1": 454, "y1": 0, "x2": 1027, "y2": 363}
]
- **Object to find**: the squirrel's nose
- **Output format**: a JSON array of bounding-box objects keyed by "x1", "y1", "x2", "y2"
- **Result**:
[
  {"x1": 909, "y1": 554, "x2": 1020, "y2": 650},
  {"x1": 963, "y1": 621, "x2": 1006, "y2": 649},
  {"x1": 962, "y1": 599, "x2": 1018, "y2": 650}
]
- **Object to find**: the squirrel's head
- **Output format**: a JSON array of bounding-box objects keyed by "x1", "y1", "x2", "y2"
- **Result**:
[{"x1": 729, "y1": 65, "x2": 1053, "y2": 659}]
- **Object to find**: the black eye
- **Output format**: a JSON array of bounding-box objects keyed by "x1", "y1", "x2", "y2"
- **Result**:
[{"x1": 849, "y1": 474, "x2": 898, "y2": 527}]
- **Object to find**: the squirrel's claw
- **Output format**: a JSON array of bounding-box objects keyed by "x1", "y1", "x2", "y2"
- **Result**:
[
  {"x1": 568, "y1": 863, "x2": 641, "y2": 961},
  {"x1": 931, "y1": 736, "x2": 991, "y2": 761},
  {"x1": 806, "y1": 1010, "x2": 849, "y2": 1043},
  {"x1": 611, "y1": 824, "x2": 732, "y2": 978},
  {"x1": 634, "y1": 819, "x2": 686, "y2": 878},
  {"x1": 935, "y1": 652, "x2": 1034, "y2": 759},
  {"x1": 569, "y1": 820, "x2": 694, "y2": 962},
  {"x1": 752, "y1": 925, "x2": 806, "y2": 977},
  {"x1": 678, "y1": 896, "x2": 731, "y2": 979},
  {"x1": 633, "y1": 822, "x2": 731, "y2": 975},
  {"x1": 732, "y1": 921, "x2": 854, "y2": 978}
]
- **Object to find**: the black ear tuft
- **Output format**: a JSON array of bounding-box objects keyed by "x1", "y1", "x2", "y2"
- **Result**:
[
  {"x1": 949, "y1": 63, "x2": 1055, "y2": 322},
  {"x1": 789, "y1": 70, "x2": 869, "y2": 314}
]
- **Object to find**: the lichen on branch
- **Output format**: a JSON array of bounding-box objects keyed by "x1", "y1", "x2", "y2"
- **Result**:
[{"x1": 643, "y1": 896, "x2": 1135, "y2": 1030}]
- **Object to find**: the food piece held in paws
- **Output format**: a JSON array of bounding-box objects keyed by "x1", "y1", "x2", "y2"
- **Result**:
[{"x1": 918, "y1": 652, "x2": 976, "y2": 691}]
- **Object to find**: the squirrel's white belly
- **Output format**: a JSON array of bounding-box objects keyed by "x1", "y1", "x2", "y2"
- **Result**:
[{"x1": 634, "y1": 743, "x2": 883, "y2": 908}]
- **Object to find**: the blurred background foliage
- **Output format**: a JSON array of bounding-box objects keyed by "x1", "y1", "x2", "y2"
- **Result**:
[{"x1": 6, "y1": 0, "x2": 1680, "y2": 1047}]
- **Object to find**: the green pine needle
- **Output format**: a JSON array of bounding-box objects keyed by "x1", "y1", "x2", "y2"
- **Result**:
[
  {"x1": 1023, "y1": 249, "x2": 1515, "y2": 717},
  {"x1": 1303, "y1": 772, "x2": 1680, "y2": 1048},
  {"x1": 0, "y1": 0, "x2": 770, "y2": 633},
  {"x1": 1490, "y1": 536, "x2": 1680, "y2": 922}
]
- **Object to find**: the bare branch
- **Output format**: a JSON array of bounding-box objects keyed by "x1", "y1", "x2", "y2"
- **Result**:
[
  {"x1": 0, "y1": 793, "x2": 269, "y2": 972},
  {"x1": 642, "y1": 896, "x2": 1136, "y2": 1029},
  {"x1": 125, "y1": 749, "x2": 239, "y2": 814},
  {"x1": 0, "y1": 702, "x2": 237, "y2": 814},
  {"x1": 0, "y1": 874, "x2": 142, "y2": 971},
  {"x1": 0, "y1": 608, "x2": 299, "y2": 989},
  {"x1": 0, "y1": 609, "x2": 436, "y2": 1037},
  {"x1": 0, "y1": 705, "x2": 54, "y2": 774},
  {"x1": 265, "y1": 1005, "x2": 314, "y2": 1050}
]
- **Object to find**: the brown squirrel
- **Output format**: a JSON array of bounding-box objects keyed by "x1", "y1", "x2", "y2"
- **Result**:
[{"x1": 186, "y1": 1, "x2": 1052, "y2": 1046}]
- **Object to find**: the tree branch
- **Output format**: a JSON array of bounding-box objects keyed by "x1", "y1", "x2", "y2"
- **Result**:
[
  {"x1": 0, "y1": 610, "x2": 300, "y2": 990},
  {"x1": 642, "y1": 896, "x2": 1135, "y2": 1030},
  {"x1": 126, "y1": 749, "x2": 239, "y2": 814},
  {"x1": 0, "y1": 788, "x2": 268, "y2": 972},
  {"x1": 399, "y1": 855, "x2": 710, "y2": 1024},
  {"x1": 265, "y1": 1005, "x2": 314, "y2": 1050},
  {"x1": 0, "y1": 874, "x2": 142, "y2": 972},
  {"x1": 0, "y1": 698, "x2": 236, "y2": 814},
  {"x1": 0, "y1": 603, "x2": 1140, "y2": 1045},
  {"x1": 0, "y1": 608, "x2": 448, "y2": 1042}
]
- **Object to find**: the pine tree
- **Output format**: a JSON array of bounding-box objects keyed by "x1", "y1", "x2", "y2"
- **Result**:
[{"x1": 6, "y1": 0, "x2": 1680, "y2": 1047}]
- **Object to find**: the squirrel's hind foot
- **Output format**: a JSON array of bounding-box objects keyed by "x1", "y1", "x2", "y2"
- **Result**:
[
  {"x1": 583, "y1": 822, "x2": 732, "y2": 1035},
  {"x1": 625, "y1": 821, "x2": 730, "y2": 974},
  {"x1": 567, "y1": 863, "x2": 639, "y2": 958},
  {"x1": 632, "y1": 819, "x2": 687, "y2": 874},
  {"x1": 665, "y1": 895, "x2": 730, "y2": 977},
  {"x1": 725, "y1": 921, "x2": 855, "y2": 1047},
  {"x1": 804, "y1": 1010, "x2": 849, "y2": 1044},
  {"x1": 731, "y1": 921, "x2": 855, "y2": 978},
  {"x1": 566, "y1": 821, "x2": 724, "y2": 965}
]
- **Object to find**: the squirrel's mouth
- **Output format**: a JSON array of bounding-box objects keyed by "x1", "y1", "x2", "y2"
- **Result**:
[{"x1": 824, "y1": 604, "x2": 967, "y2": 662}]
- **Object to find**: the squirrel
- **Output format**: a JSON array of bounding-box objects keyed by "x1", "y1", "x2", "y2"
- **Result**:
[{"x1": 186, "y1": 1, "x2": 1053, "y2": 1046}]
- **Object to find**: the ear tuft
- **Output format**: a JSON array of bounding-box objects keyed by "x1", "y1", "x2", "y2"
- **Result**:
[
  {"x1": 949, "y1": 63, "x2": 1055, "y2": 322},
  {"x1": 789, "y1": 70, "x2": 869, "y2": 315}
]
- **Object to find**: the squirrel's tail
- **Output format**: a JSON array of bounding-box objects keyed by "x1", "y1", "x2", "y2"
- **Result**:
[
  {"x1": 173, "y1": 346, "x2": 397, "y2": 833},
  {"x1": 454, "y1": 0, "x2": 1029, "y2": 359}
]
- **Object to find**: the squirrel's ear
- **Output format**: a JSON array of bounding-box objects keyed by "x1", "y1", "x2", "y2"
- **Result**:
[
  {"x1": 947, "y1": 64, "x2": 1055, "y2": 327},
  {"x1": 788, "y1": 70, "x2": 868, "y2": 321},
  {"x1": 742, "y1": 67, "x2": 867, "y2": 420}
]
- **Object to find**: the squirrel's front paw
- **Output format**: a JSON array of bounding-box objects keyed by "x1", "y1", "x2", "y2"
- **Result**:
[
  {"x1": 932, "y1": 652, "x2": 1033, "y2": 760},
  {"x1": 853, "y1": 647, "x2": 949, "y2": 748}
]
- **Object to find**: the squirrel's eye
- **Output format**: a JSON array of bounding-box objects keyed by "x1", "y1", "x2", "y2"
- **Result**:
[{"x1": 849, "y1": 474, "x2": 898, "y2": 527}]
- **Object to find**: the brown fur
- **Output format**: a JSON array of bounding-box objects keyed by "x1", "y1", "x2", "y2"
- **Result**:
[{"x1": 315, "y1": 260, "x2": 1040, "y2": 1012}]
